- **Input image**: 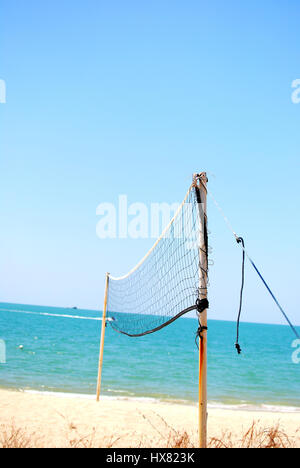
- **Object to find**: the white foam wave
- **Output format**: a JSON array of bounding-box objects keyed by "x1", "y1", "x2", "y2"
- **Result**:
[
  {"x1": 0, "y1": 308, "x2": 114, "y2": 321},
  {"x1": 21, "y1": 390, "x2": 300, "y2": 413}
]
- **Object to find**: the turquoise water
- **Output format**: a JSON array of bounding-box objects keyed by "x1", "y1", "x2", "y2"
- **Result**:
[{"x1": 0, "y1": 302, "x2": 299, "y2": 410}]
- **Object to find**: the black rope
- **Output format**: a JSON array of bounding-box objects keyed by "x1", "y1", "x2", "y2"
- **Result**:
[
  {"x1": 110, "y1": 299, "x2": 210, "y2": 340},
  {"x1": 248, "y1": 257, "x2": 300, "y2": 340},
  {"x1": 235, "y1": 236, "x2": 300, "y2": 351},
  {"x1": 205, "y1": 186, "x2": 300, "y2": 353},
  {"x1": 195, "y1": 299, "x2": 209, "y2": 349},
  {"x1": 235, "y1": 237, "x2": 245, "y2": 354},
  {"x1": 195, "y1": 325, "x2": 208, "y2": 349},
  {"x1": 110, "y1": 303, "x2": 202, "y2": 338}
]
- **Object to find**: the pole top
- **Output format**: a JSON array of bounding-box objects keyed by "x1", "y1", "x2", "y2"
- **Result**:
[{"x1": 192, "y1": 172, "x2": 208, "y2": 186}]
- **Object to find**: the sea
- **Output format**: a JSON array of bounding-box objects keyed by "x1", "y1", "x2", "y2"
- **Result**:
[{"x1": 0, "y1": 302, "x2": 299, "y2": 412}]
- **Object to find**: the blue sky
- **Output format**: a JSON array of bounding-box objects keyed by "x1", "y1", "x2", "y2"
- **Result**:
[{"x1": 0, "y1": 1, "x2": 299, "y2": 325}]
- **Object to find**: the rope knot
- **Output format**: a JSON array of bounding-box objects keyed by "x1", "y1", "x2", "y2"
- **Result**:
[
  {"x1": 236, "y1": 236, "x2": 245, "y2": 247},
  {"x1": 195, "y1": 325, "x2": 208, "y2": 349},
  {"x1": 196, "y1": 298, "x2": 209, "y2": 314}
]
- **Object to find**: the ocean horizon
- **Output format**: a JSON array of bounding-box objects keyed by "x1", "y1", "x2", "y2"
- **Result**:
[{"x1": 0, "y1": 302, "x2": 299, "y2": 412}]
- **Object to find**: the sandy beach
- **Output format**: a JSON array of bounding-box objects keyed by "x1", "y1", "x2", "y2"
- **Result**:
[{"x1": 0, "y1": 388, "x2": 299, "y2": 448}]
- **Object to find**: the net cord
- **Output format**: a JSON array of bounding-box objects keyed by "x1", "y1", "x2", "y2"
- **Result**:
[{"x1": 109, "y1": 305, "x2": 198, "y2": 337}]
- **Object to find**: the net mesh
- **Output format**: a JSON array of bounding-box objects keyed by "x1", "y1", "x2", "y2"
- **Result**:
[{"x1": 107, "y1": 183, "x2": 207, "y2": 337}]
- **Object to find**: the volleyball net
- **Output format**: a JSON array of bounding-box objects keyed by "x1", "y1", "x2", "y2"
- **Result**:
[{"x1": 105, "y1": 173, "x2": 209, "y2": 337}]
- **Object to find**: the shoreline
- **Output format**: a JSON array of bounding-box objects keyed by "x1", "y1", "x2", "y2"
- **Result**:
[
  {"x1": 21, "y1": 388, "x2": 300, "y2": 414},
  {"x1": 0, "y1": 387, "x2": 299, "y2": 448},
  {"x1": 2, "y1": 386, "x2": 300, "y2": 414}
]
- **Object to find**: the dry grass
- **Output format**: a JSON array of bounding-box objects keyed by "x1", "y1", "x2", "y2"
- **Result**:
[
  {"x1": 54, "y1": 411, "x2": 125, "y2": 448},
  {"x1": 138, "y1": 410, "x2": 196, "y2": 448},
  {"x1": 165, "y1": 422, "x2": 295, "y2": 448},
  {"x1": 0, "y1": 422, "x2": 41, "y2": 448},
  {"x1": 139, "y1": 412, "x2": 297, "y2": 448},
  {"x1": 208, "y1": 421, "x2": 295, "y2": 449},
  {"x1": 0, "y1": 419, "x2": 298, "y2": 448},
  {"x1": 0, "y1": 422, "x2": 124, "y2": 449},
  {"x1": 67, "y1": 431, "x2": 123, "y2": 449},
  {"x1": 167, "y1": 430, "x2": 195, "y2": 448}
]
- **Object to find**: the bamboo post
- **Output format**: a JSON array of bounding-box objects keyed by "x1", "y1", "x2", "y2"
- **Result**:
[
  {"x1": 195, "y1": 173, "x2": 208, "y2": 448},
  {"x1": 96, "y1": 272, "x2": 109, "y2": 401}
]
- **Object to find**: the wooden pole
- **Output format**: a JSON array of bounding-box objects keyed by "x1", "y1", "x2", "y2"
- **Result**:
[
  {"x1": 96, "y1": 272, "x2": 109, "y2": 401},
  {"x1": 195, "y1": 173, "x2": 208, "y2": 448}
]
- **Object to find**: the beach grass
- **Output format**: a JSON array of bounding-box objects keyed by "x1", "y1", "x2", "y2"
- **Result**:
[{"x1": 0, "y1": 421, "x2": 297, "y2": 448}]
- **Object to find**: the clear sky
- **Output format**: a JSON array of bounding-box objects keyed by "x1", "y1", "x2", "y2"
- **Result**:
[{"x1": 0, "y1": 1, "x2": 299, "y2": 325}]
